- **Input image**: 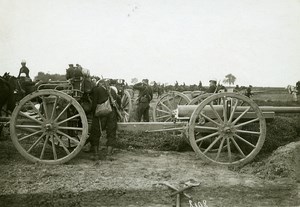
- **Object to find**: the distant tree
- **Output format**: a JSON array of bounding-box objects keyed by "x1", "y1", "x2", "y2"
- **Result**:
[
  {"x1": 131, "y1": 77, "x2": 138, "y2": 84},
  {"x1": 223, "y1": 73, "x2": 236, "y2": 86},
  {"x1": 198, "y1": 81, "x2": 202, "y2": 88},
  {"x1": 34, "y1": 72, "x2": 66, "y2": 82}
]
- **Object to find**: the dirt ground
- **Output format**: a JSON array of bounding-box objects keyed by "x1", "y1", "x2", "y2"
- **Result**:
[{"x1": 0, "y1": 134, "x2": 299, "y2": 207}]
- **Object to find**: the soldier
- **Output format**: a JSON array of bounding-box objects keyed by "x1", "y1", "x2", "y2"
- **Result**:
[
  {"x1": 133, "y1": 79, "x2": 153, "y2": 122},
  {"x1": 66, "y1": 64, "x2": 75, "y2": 80},
  {"x1": 89, "y1": 79, "x2": 120, "y2": 160},
  {"x1": 18, "y1": 60, "x2": 30, "y2": 78},
  {"x1": 74, "y1": 64, "x2": 83, "y2": 78},
  {"x1": 296, "y1": 81, "x2": 300, "y2": 95},
  {"x1": 207, "y1": 79, "x2": 217, "y2": 93},
  {"x1": 245, "y1": 85, "x2": 253, "y2": 98}
]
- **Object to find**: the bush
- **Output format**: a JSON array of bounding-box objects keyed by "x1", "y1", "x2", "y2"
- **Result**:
[
  {"x1": 115, "y1": 116, "x2": 300, "y2": 155},
  {"x1": 116, "y1": 131, "x2": 191, "y2": 151},
  {"x1": 262, "y1": 116, "x2": 299, "y2": 153}
]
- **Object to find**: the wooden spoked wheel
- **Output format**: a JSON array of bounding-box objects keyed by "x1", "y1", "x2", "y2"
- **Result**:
[
  {"x1": 120, "y1": 90, "x2": 132, "y2": 122},
  {"x1": 153, "y1": 91, "x2": 191, "y2": 122},
  {"x1": 10, "y1": 89, "x2": 88, "y2": 164},
  {"x1": 188, "y1": 93, "x2": 266, "y2": 166}
]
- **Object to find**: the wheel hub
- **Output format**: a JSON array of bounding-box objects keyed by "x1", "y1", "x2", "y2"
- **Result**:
[
  {"x1": 220, "y1": 124, "x2": 234, "y2": 135},
  {"x1": 45, "y1": 123, "x2": 53, "y2": 130},
  {"x1": 43, "y1": 122, "x2": 57, "y2": 135}
]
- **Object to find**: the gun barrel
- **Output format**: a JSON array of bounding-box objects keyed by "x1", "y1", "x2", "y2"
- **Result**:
[{"x1": 177, "y1": 105, "x2": 300, "y2": 118}]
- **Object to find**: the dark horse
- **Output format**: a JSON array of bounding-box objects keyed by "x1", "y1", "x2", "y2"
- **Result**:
[
  {"x1": 152, "y1": 84, "x2": 164, "y2": 98},
  {"x1": 0, "y1": 73, "x2": 18, "y2": 136}
]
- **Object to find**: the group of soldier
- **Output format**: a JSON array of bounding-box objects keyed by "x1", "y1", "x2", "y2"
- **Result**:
[{"x1": 63, "y1": 63, "x2": 154, "y2": 160}]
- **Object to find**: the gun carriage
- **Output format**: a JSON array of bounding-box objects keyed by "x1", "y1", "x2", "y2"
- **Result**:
[{"x1": 7, "y1": 84, "x2": 300, "y2": 166}]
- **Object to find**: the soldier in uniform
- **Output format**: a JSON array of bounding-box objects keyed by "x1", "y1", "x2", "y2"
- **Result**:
[
  {"x1": 66, "y1": 64, "x2": 75, "y2": 80},
  {"x1": 18, "y1": 60, "x2": 30, "y2": 78},
  {"x1": 133, "y1": 79, "x2": 153, "y2": 122},
  {"x1": 89, "y1": 80, "x2": 120, "y2": 160},
  {"x1": 245, "y1": 85, "x2": 253, "y2": 98},
  {"x1": 17, "y1": 60, "x2": 34, "y2": 95},
  {"x1": 207, "y1": 79, "x2": 217, "y2": 93},
  {"x1": 296, "y1": 81, "x2": 300, "y2": 95}
]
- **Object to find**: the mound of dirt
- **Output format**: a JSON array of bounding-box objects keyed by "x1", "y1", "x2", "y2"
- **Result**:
[{"x1": 241, "y1": 141, "x2": 300, "y2": 181}]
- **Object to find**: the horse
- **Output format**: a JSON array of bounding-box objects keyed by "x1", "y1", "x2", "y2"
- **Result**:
[
  {"x1": 152, "y1": 84, "x2": 164, "y2": 98},
  {"x1": 287, "y1": 84, "x2": 298, "y2": 101},
  {"x1": 0, "y1": 73, "x2": 18, "y2": 136},
  {"x1": 287, "y1": 85, "x2": 297, "y2": 94}
]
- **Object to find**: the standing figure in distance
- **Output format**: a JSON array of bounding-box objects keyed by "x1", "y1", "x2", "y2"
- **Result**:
[
  {"x1": 133, "y1": 79, "x2": 153, "y2": 122},
  {"x1": 18, "y1": 60, "x2": 30, "y2": 78},
  {"x1": 207, "y1": 79, "x2": 217, "y2": 93},
  {"x1": 66, "y1": 64, "x2": 75, "y2": 80},
  {"x1": 245, "y1": 85, "x2": 253, "y2": 98}
]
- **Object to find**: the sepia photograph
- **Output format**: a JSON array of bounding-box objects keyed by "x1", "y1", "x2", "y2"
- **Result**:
[{"x1": 0, "y1": 0, "x2": 300, "y2": 206}]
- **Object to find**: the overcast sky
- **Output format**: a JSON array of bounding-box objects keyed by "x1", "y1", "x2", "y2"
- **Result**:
[{"x1": 0, "y1": 0, "x2": 299, "y2": 87}]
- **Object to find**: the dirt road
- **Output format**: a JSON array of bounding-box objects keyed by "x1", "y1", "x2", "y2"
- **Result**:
[{"x1": 0, "y1": 139, "x2": 299, "y2": 207}]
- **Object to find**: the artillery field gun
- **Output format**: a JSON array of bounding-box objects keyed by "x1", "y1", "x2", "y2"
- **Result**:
[{"x1": 5, "y1": 82, "x2": 300, "y2": 166}]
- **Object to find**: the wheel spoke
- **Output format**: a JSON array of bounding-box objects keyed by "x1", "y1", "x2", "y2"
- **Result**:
[
  {"x1": 40, "y1": 135, "x2": 50, "y2": 159},
  {"x1": 41, "y1": 96, "x2": 49, "y2": 120},
  {"x1": 209, "y1": 103, "x2": 223, "y2": 124},
  {"x1": 51, "y1": 135, "x2": 57, "y2": 160},
  {"x1": 159, "y1": 102, "x2": 172, "y2": 112},
  {"x1": 198, "y1": 140, "x2": 203, "y2": 148},
  {"x1": 19, "y1": 130, "x2": 43, "y2": 141},
  {"x1": 156, "y1": 114, "x2": 172, "y2": 120},
  {"x1": 54, "y1": 102, "x2": 72, "y2": 122},
  {"x1": 29, "y1": 101, "x2": 46, "y2": 121},
  {"x1": 200, "y1": 112, "x2": 221, "y2": 126},
  {"x1": 195, "y1": 131, "x2": 219, "y2": 143},
  {"x1": 226, "y1": 137, "x2": 232, "y2": 162},
  {"x1": 172, "y1": 94, "x2": 176, "y2": 109},
  {"x1": 230, "y1": 136, "x2": 246, "y2": 157},
  {"x1": 194, "y1": 125, "x2": 219, "y2": 131},
  {"x1": 156, "y1": 109, "x2": 170, "y2": 114},
  {"x1": 50, "y1": 96, "x2": 58, "y2": 120},
  {"x1": 234, "y1": 118, "x2": 259, "y2": 128},
  {"x1": 215, "y1": 137, "x2": 226, "y2": 161},
  {"x1": 57, "y1": 114, "x2": 80, "y2": 125},
  {"x1": 228, "y1": 100, "x2": 238, "y2": 123},
  {"x1": 57, "y1": 126, "x2": 83, "y2": 131},
  {"x1": 19, "y1": 111, "x2": 43, "y2": 125},
  {"x1": 203, "y1": 135, "x2": 222, "y2": 154},
  {"x1": 233, "y1": 134, "x2": 256, "y2": 148},
  {"x1": 178, "y1": 97, "x2": 183, "y2": 105},
  {"x1": 27, "y1": 132, "x2": 46, "y2": 153},
  {"x1": 166, "y1": 96, "x2": 173, "y2": 109},
  {"x1": 235, "y1": 129, "x2": 260, "y2": 135},
  {"x1": 57, "y1": 130, "x2": 80, "y2": 144},
  {"x1": 54, "y1": 134, "x2": 70, "y2": 155},
  {"x1": 16, "y1": 125, "x2": 42, "y2": 129},
  {"x1": 232, "y1": 106, "x2": 250, "y2": 125},
  {"x1": 223, "y1": 97, "x2": 228, "y2": 124},
  {"x1": 164, "y1": 117, "x2": 172, "y2": 122}
]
